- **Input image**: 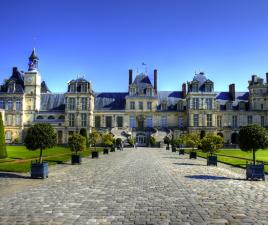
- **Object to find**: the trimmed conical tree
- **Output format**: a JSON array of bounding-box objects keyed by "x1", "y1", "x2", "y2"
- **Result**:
[{"x1": 0, "y1": 113, "x2": 7, "y2": 159}]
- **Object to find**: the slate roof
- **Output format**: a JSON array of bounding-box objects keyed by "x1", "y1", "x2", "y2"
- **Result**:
[
  {"x1": 157, "y1": 91, "x2": 183, "y2": 111},
  {"x1": 216, "y1": 92, "x2": 249, "y2": 110},
  {"x1": 41, "y1": 81, "x2": 51, "y2": 93},
  {"x1": 131, "y1": 74, "x2": 153, "y2": 95},
  {"x1": 40, "y1": 93, "x2": 65, "y2": 111},
  {"x1": 0, "y1": 67, "x2": 24, "y2": 93},
  {"x1": 95, "y1": 92, "x2": 128, "y2": 110}
]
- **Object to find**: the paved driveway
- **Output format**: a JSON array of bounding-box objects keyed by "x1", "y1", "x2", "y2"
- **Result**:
[{"x1": 0, "y1": 148, "x2": 268, "y2": 225}]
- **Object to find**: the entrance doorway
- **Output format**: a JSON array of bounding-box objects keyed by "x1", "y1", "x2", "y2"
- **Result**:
[{"x1": 136, "y1": 133, "x2": 147, "y2": 146}]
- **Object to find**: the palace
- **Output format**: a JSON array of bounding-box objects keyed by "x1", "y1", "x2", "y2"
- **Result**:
[{"x1": 1, "y1": 50, "x2": 268, "y2": 146}]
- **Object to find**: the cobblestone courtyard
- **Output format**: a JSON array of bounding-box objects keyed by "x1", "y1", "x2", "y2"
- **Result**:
[{"x1": 1, "y1": 148, "x2": 268, "y2": 225}]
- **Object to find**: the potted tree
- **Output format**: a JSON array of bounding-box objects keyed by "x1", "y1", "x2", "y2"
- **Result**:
[
  {"x1": 171, "y1": 137, "x2": 177, "y2": 152},
  {"x1": 102, "y1": 133, "x2": 113, "y2": 154},
  {"x1": 128, "y1": 137, "x2": 135, "y2": 148},
  {"x1": 176, "y1": 135, "x2": 185, "y2": 155},
  {"x1": 201, "y1": 134, "x2": 224, "y2": 166},
  {"x1": 24, "y1": 123, "x2": 56, "y2": 179},
  {"x1": 186, "y1": 133, "x2": 200, "y2": 159},
  {"x1": 68, "y1": 133, "x2": 86, "y2": 164},
  {"x1": 149, "y1": 136, "x2": 156, "y2": 147},
  {"x1": 80, "y1": 128, "x2": 89, "y2": 150},
  {"x1": 239, "y1": 124, "x2": 268, "y2": 181},
  {"x1": 89, "y1": 130, "x2": 100, "y2": 158},
  {"x1": 116, "y1": 137, "x2": 123, "y2": 150},
  {"x1": 0, "y1": 112, "x2": 7, "y2": 159},
  {"x1": 164, "y1": 136, "x2": 171, "y2": 150}
]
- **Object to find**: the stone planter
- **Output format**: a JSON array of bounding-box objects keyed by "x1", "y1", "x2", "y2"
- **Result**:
[
  {"x1": 246, "y1": 163, "x2": 265, "y2": 181},
  {"x1": 71, "y1": 154, "x2": 81, "y2": 165},
  {"x1": 172, "y1": 146, "x2": 176, "y2": 152},
  {"x1": 31, "y1": 161, "x2": 48, "y2": 179},
  {"x1": 179, "y1": 149, "x2": 184, "y2": 155},
  {"x1": 207, "y1": 155, "x2": 217, "y2": 166},
  {"x1": 166, "y1": 146, "x2": 170, "y2": 150},
  {"x1": 110, "y1": 146, "x2": 115, "y2": 152},
  {"x1": 103, "y1": 148, "x2": 109, "y2": 154},
  {"x1": 189, "y1": 151, "x2": 197, "y2": 159},
  {"x1": 92, "y1": 151, "x2": 99, "y2": 159}
]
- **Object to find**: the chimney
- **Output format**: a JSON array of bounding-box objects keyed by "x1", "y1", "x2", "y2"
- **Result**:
[
  {"x1": 12, "y1": 67, "x2": 18, "y2": 73},
  {"x1": 128, "y1": 69, "x2": 133, "y2": 85},
  {"x1": 266, "y1": 72, "x2": 268, "y2": 84},
  {"x1": 229, "y1": 84, "x2": 235, "y2": 101},
  {"x1": 182, "y1": 83, "x2": 186, "y2": 98},
  {"x1": 251, "y1": 75, "x2": 257, "y2": 83},
  {"x1": 154, "y1": 69, "x2": 157, "y2": 92}
]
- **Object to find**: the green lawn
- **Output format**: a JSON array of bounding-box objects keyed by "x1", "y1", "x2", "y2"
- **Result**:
[
  {"x1": 184, "y1": 148, "x2": 268, "y2": 173},
  {"x1": 0, "y1": 146, "x2": 104, "y2": 173}
]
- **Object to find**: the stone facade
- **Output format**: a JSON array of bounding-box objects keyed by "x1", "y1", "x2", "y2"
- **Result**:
[{"x1": 0, "y1": 50, "x2": 267, "y2": 145}]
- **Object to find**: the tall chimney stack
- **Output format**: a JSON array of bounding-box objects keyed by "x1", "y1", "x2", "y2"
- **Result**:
[
  {"x1": 182, "y1": 83, "x2": 186, "y2": 98},
  {"x1": 154, "y1": 69, "x2": 158, "y2": 92},
  {"x1": 229, "y1": 84, "x2": 235, "y2": 101},
  {"x1": 266, "y1": 72, "x2": 268, "y2": 84},
  {"x1": 129, "y1": 69, "x2": 133, "y2": 85}
]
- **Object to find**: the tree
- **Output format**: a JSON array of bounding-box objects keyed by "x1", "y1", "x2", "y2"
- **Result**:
[
  {"x1": 24, "y1": 123, "x2": 57, "y2": 163},
  {"x1": 102, "y1": 133, "x2": 114, "y2": 147},
  {"x1": 68, "y1": 133, "x2": 86, "y2": 155},
  {"x1": 201, "y1": 134, "x2": 224, "y2": 155},
  {"x1": 149, "y1": 136, "x2": 156, "y2": 147},
  {"x1": 0, "y1": 112, "x2": 7, "y2": 159},
  {"x1": 164, "y1": 136, "x2": 171, "y2": 147},
  {"x1": 88, "y1": 130, "x2": 101, "y2": 147},
  {"x1": 185, "y1": 133, "x2": 201, "y2": 151},
  {"x1": 80, "y1": 128, "x2": 89, "y2": 148},
  {"x1": 174, "y1": 135, "x2": 185, "y2": 149},
  {"x1": 239, "y1": 124, "x2": 268, "y2": 165},
  {"x1": 128, "y1": 137, "x2": 134, "y2": 146}
]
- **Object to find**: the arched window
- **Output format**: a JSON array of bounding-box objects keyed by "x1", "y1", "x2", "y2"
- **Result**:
[
  {"x1": 48, "y1": 115, "x2": 55, "y2": 120},
  {"x1": 36, "y1": 115, "x2": 44, "y2": 119},
  {"x1": 58, "y1": 115, "x2": 65, "y2": 120}
]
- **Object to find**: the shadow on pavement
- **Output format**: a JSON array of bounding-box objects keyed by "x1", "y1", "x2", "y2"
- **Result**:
[
  {"x1": 0, "y1": 172, "x2": 30, "y2": 179},
  {"x1": 173, "y1": 162, "x2": 205, "y2": 166},
  {"x1": 185, "y1": 175, "x2": 245, "y2": 181}
]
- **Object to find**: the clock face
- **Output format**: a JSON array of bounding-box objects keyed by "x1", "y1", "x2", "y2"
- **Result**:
[{"x1": 27, "y1": 77, "x2": 33, "y2": 83}]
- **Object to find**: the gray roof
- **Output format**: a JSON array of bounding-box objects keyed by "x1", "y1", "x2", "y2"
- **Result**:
[
  {"x1": 157, "y1": 91, "x2": 183, "y2": 111},
  {"x1": 95, "y1": 92, "x2": 128, "y2": 110},
  {"x1": 131, "y1": 74, "x2": 153, "y2": 95},
  {"x1": 40, "y1": 93, "x2": 65, "y2": 111},
  {"x1": 216, "y1": 92, "x2": 249, "y2": 110}
]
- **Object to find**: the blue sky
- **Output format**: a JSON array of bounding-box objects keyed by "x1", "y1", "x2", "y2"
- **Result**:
[{"x1": 1, "y1": 0, "x2": 268, "y2": 92}]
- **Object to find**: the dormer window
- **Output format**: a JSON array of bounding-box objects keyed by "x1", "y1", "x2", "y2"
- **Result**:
[
  {"x1": 69, "y1": 84, "x2": 76, "y2": 93},
  {"x1": 81, "y1": 84, "x2": 87, "y2": 93},
  {"x1": 226, "y1": 102, "x2": 232, "y2": 110},
  {"x1": 129, "y1": 86, "x2": 136, "y2": 96},
  {"x1": 192, "y1": 83, "x2": 198, "y2": 92},
  {"x1": 146, "y1": 87, "x2": 153, "y2": 96},
  {"x1": 177, "y1": 100, "x2": 184, "y2": 111},
  {"x1": 8, "y1": 82, "x2": 15, "y2": 93},
  {"x1": 239, "y1": 102, "x2": 245, "y2": 111},
  {"x1": 205, "y1": 84, "x2": 212, "y2": 92}
]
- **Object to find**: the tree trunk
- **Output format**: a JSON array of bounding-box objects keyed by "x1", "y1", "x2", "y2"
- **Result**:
[
  {"x1": 253, "y1": 149, "x2": 256, "y2": 165},
  {"x1": 39, "y1": 147, "x2": 43, "y2": 163}
]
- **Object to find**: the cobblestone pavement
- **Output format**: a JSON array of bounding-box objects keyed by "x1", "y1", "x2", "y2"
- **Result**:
[{"x1": 1, "y1": 148, "x2": 268, "y2": 225}]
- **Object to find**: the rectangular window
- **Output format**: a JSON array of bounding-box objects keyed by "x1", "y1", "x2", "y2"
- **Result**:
[
  {"x1": 6, "y1": 115, "x2": 12, "y2": 126},
  {"x1": 193, "y1": 98, "x2": 199, "y2": 110},
  {"x1": 106, "y1": 116, "x2": 112, "y2": 128},
  {"x1": 81, "y1": 97, "x2": 87, "y2": 110},
  {"x1": 206, "y1": 98, "x2": 212, "y2": 110},
  {"x1": 0, "y1": 101, "x2": 4, "y2": 109},
  {"x1": 146, "y1": 116, "x2": 153, "y2": 128},
  {"x1": 70, "y1": 85, "x2": 76, "y2": 93},
  {"x1": 217, "y1": 115, "x2": 222, "y2": 128},
  {"x1": 248, "y1": 115, "x2": 253, "y2": 125},
  {"x1": 147, "y1": 101, "x2": 152, "y2": 110},
  {"x1": 261, "y1": 116, "x2": 265, "y2": 127},
  {"x1": 7, "y1": 101, "x2": 13, "y2": 110},
  {"x1": 15, "y1": 115, "x2": 21, "y2": 126},
  {"x1": 139, "y1": 101, "x2": 143, "y2": 110},
  {"x1": 178, "y1": 116, "x2": 183, "y2": 128},
  {"x1": 193, "y1": 114, "x2": 199, "y2": 127},
  {"x1": 130, "y1": 116, "x2": 135, "y2": 128},
  {"x1": 207, "y1": 114, "x2": 212, "y2": 127},
  {"x1": 161, "y1": 103, "x2": 167, "y2": 111},
  {"x1": 81, "y1": 113, "x2": 87, "y2": 127},
  {"x1": 68, "y1": 113, "x2": 75, "y2": 127},
  {"x1": 16, "y1": 101, "x2": 22, "y2": 111},
  {"x1": 117, "y1": 116, "x2": 123, "y2": 127},
  {"x1": 160, "y1": 116, "x2": 167, "y2": 128},
  {"x1": 95, "y1": 116, "x2": 101, "y2": 128},
  {"x1": 68, "y1": 98, "x2": 76, "y2": 110},
  {"x1": 232, "y1": 115, "x2": 238, "y2": 128},
  {"x1": 130, "y1": 101, "x2": 135, "y2": 110},
  {"x1": 81, "y1": 85, "x2": 87, "y2": 93}
]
